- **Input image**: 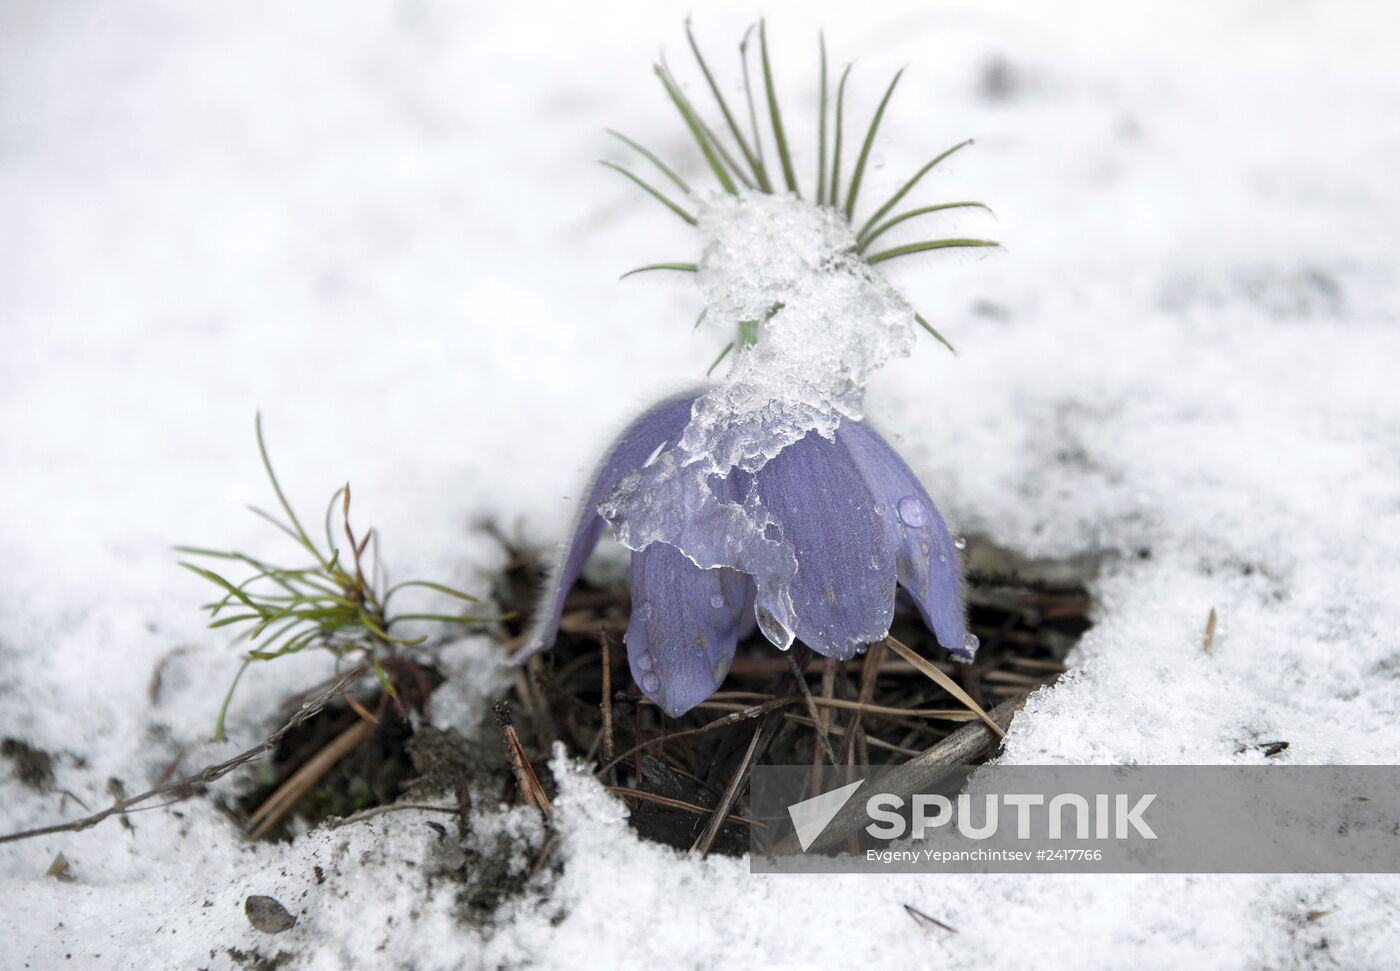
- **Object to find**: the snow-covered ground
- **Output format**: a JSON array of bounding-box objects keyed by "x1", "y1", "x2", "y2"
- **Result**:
[{"x1": 2, "y1": 1, "x2": 1398, "y2": 967}]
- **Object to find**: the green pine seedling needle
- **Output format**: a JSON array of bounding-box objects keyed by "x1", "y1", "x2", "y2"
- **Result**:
[
  {"x1": 213, "y1": 657, "x2": 253, "y2": 743},
  {"x1": 759, "y1": 20, "x2": 799, "y2": 196},
  {"x1": 685, "y1": 17, "x2": 766, "y2": 190},
  {"x1": 605, "y1": 24, "x2": 996, "y2": 368},
  {"x1": 816, "y1": 34, "x2": 828, "y2": 204},
  {"x1": 845, "y1": 68, "x2": 904, "y2": 220},
  {"x1": 658, "y1": 55, "x2": 755, "y2": 191},
  {"x1": 706, "y1": 341, "x2": 735, "y2": 376},
  {"x1": 859, "y1": 201, "x2": 992, "y2": 253},
  {"x1": 605, "y1": 128, "x2": 691, "y2": 194},
  {"x1": 738, "y1": 24, "x2": 771, "y2": 190},
  {"x1": 914, "y1": 312, "x2": 958, "y2": 355},
  {"x1": 856, "y1": 139, "x2": 975, "y2": 242},
  {"x1": 620, "y1": 262, "x2": 699, "y2": 279},
  {"x1": 182, "y1": 414, "x2": 498, "y2": 737},
  {"x1": 655, "y1": 64, "x2": 738, "y2": 194},
  {"x1": 829, "y1": 63, "x2": 852, "y2": 207},
  {"x1": 864, "y1": 238, "x2": 999, "y2": 265},
  {"x1": 599, "y1": 161, "x2": 697, "y2": 225}
]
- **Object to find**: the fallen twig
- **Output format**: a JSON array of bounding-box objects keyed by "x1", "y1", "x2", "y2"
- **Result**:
[
  {"x1": 802, "y1": 694, "x2": 1025, "y2": 854},
  {"x1": 599, "y1": 631, "x2": 615, "y2": 765},
  {"x1": 247, "y1": 717, "x2": 374, "y2": 839},
  {"x1": 838, "y1": 639, "x2": 885, "y2": 765},
  {"x1": 812, "y1": 657, "x2": 837, "y2": 792},
  {"x1": 605, "y1": 785, "x2": 764, "y2": 828},
  {"x1": 882, "y1": 636, "x2": 1005, "y2": 739},
  {"x1": 692, "y1": 710, "x2": 783, "y2": 858},
  {"x1": 322, "y1": 802, "x2": 462, "y2": 830},
  {"x1": 785, "y1": 650, "x2": 838, "y2": 767},
  {"x1": 495, "y1": 700, "x2": 552, "y2": 818},
  {"x1": 594, "y1": 696, "x2": 796, "y2": 778},
  {"x1": 904, "y1": 903, "x2": 958, "y2": 933},
  {"x1": 708, "y1": 692, "x2": 975, "y2": 720},
  {"x1": 0, "y1": 671, "x2": 362, "y2": 846}
]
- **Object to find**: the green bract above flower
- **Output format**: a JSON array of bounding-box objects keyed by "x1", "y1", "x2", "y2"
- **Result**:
[{"x1": 606, "y1": 18, "x2": 999, "y2": 356}]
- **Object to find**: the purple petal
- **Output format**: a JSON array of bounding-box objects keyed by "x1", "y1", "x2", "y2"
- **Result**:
[
  {"x1": 626, "y1": 541, "x2": 754, "y2": 717},
  {"x1": 836, "y1": 421, "x2": 972, "y2": 660},
  {"x1": 518, "y1": 390, "x2": 702, "y2": 660},
  {"x1": 752, "y1": 430, "x2": 897, "y2": 660}
]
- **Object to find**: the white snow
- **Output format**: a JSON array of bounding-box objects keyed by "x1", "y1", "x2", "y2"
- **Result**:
[{"x1": 2, "y1": 1, "x2": 1398, "y2": 968}]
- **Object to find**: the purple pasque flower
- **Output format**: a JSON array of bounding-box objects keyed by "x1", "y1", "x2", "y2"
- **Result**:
[{"x1": 518, "y1": 389, "x2": 974, "y2": 717}]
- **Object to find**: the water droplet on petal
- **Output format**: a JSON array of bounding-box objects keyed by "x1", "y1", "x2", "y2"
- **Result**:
[
  {"x1": 873, "y1": 501, "x2": 887, "y2": 516},
  {"x1": 709, "y1": 594, "x2": 724, "y2": 609},
  {"x1": 755, "y1": 604, "x2": 794, "y2": 650},
  {"x1": 641, "y1": 672, "x2": 661, "y2": 693},
  {"x1": 896, "y1": 495, "x2": 928, "y2": 528},
  {"x1": 938, "y1": 552, "x2": 947, "y2": 564},
  {"x1": 964, "y1": 633, "x2": 980, "y2": 652},
  {"x1": 953, "y1": 536, "x2": 967, "y2": 551},
  {"x1": 638, "y1": 601, "x2": 654, "y2": 620},
  {"x1": 634, "y1": 650, "x2": 654, "y2": 672}
]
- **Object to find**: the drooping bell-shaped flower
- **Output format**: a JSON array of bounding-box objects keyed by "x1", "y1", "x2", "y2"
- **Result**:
[
  {"x1": 518, "y1": 23, "x2": 992, "y2": 717},
  {"x1": 518, "y1": 390, "x2": 974, "y2": 717}
]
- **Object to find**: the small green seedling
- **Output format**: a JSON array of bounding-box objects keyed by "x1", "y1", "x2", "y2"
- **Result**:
[{"x1": 178, "y1": 414, "x2": 503, "y2": 741}]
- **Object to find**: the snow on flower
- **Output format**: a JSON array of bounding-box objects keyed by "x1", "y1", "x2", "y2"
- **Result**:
[{"x1": 517, "y1": 27, "x2": 995, "y2": 715}]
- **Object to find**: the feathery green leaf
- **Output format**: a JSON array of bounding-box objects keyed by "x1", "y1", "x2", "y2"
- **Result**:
[
  {"x1": 858, "y1": 201, "x2": 991, "y2": 252},
  {"x1": 845, "y1": 68, "x2": 904, "y2": 220},
  {"x1": 816, "y1": 34, "x2": 828, "y2": 204},
  {"x1": 655, "y1": 64, "x2": 738, "y2": 194},
  {"x1": 864, "y1": 238, "x2": 999, "y2": 264},
  {"x1": 685, "y1": 17, "x2": 766, "y2": 190},
  {"x1": 914, "y1": 312, "x2": 957, "y2": 355},
  {"x1": 759, "y1": 20, "x2": 799, "y2": 196},
  {"x1": 856, "y1": 139, "x2": 975, "y2": 242},
  {"x1": 829, "y1": 63, "x2": 853, "y2": 207},
  {"x1": 599, "y1": 161, "x2": 698, "y2": 225},
  {"x1": 605, "y1": 129, "x2": 691, "y2": 194},
  {"x1": 619, "y1": 262, "x2": 699, "y2": 279},
  {"x1": 706, "y1": 341, "x2": 735, "y2": 376}
]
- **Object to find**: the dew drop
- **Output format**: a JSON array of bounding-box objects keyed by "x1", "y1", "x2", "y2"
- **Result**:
[
  {"x1": 964, "y1": 633, "x2": 980, "y2": 653},
  {"x1": 638, "y1": 601, "x2": 654, "y2": 621},
  {"x1": 953, "y1": 536, "x2": 967, "y2": 551},
  {"x1": 896, "y1": 495, "x2": 928, "y2": 528},
  {"x1": 641, "y1": 672, "x2": 661, "y2": 693},
  {"x1": 756, "y1": 604, "x2": 794, "y2": 650},
  {"x1": 873, "y1": 501, "x2": 887, "y2": 516},
  {"x1": 634, "y1": 650, "x2": 654, "y2": 672},
  {"x1": 938, "y1": 552, "x2": 947, "y2": 564},
  {"x1": 709, "y1": 594, "x2": 725, "y2": 609}
]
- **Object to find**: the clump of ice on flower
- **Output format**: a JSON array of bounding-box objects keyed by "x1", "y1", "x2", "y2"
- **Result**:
[
  {"x1": 688, "y1": 191, "x2": 917, "y2": 470},
  {"x1": 601, "y1": 191, "x2": 917, "y2": 647}
]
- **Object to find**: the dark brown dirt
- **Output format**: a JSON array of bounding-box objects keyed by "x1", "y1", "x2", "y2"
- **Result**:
[
  {"x1": 492, "y1": 532, "x2": 1096, "y2": 855},
  {"x1": 2, "y1": 737, "x2": 55, "y2": 792}
]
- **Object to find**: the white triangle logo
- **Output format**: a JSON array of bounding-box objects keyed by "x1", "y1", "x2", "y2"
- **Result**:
[{"x1": 787, "y1": 779, "x2": 865, "y2": 852}]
